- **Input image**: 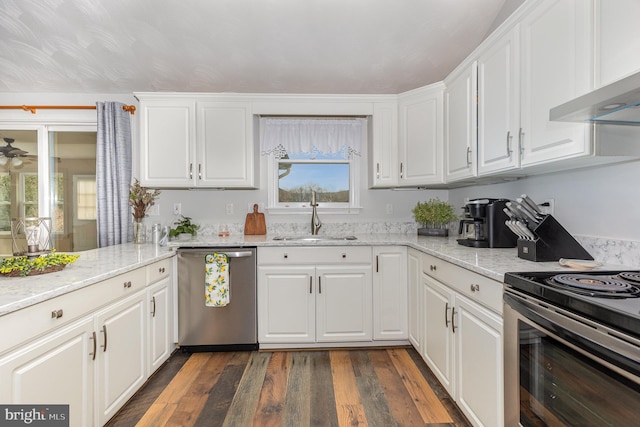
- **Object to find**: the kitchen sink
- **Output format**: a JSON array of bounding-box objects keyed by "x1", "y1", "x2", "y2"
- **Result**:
[{"x1": 272, "y1": 235, "x2": 357, "y2": 241}]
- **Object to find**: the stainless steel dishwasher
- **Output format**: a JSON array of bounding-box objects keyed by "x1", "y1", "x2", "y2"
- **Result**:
[{"x1": 177, "y1": 247, "x2": 257, "y2": 351}]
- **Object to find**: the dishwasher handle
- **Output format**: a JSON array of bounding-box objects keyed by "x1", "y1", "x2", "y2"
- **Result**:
[{"x1": 223, "y1": 251, "x2": 253, "y2": 258}]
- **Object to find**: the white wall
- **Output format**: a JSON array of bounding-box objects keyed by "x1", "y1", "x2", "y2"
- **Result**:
[{"x1": 449, "y1": 159, "x2": 640, "y2": 242}]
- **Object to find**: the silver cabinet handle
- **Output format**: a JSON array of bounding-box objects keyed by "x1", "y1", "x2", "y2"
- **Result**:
[
  {"x1": 376, "y1": 163, "x2": 380, "y2": 179},
  {"x1": 189, "y1": 163, "x2": 193, "y2": 179},
  {"x1": 519, "y1": 128, "x2": 524, "y2": 158},
  {"x1": 90, "y1": 331, "x2": 97, "y2": 360},
  {"x1": 309, "y1": 276, "x2": 313, "y2": 294},
  {"x1": 376, "y1": 255, "x2": 379, "y2": 273},
  {"x1": 445, "y1": 302, "x2": 451, "y2": 327},
  {"x1": 159, "y1": 267, "x2": 165, "y2": 273},
  {"x1": 506, "y1": 131, "x2": 512, "y2": 157},
  {"x1": 430, "y1": 264, "x2": 437, "y2": 272},
  {"x1": 198, "y1": 163, "x2": 202, "y2": 180},
  {"x1": 151, "y1": 296, "x2": 157, "y2": 317},
  {"x1": 470, "y1": 284, "x2": 480, "y2": 292},
  {"x1": 101, "y1": 325, "x2": 108, "y2": 352},
  {"x1": 123, "y1": 281, "x2": 132, "y2": 288},
  {"x1": 400, "y1": 162, "x2": 404, "y2": 179},
  {"x1": 451, "y1": 307, "x2": 457, "y2": 333},
  {"x1": 51, "y1": 309, "x2": 63, "y2": 319},
  {"x1": 466, "y1": 147, "x2": 472, "y2": 166},
  {"x1": 318, "y1": 276, "x2": 322, "y2": 294}
]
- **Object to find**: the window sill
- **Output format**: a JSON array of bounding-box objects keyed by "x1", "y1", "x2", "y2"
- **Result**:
[{"x1": 266, "y1": 206, "x2": 362, "y2": 215}]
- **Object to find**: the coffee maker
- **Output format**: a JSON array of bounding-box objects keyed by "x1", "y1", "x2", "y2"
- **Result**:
[{"x1": 457, "y1": 198, "x2": 516, "y2": 248}]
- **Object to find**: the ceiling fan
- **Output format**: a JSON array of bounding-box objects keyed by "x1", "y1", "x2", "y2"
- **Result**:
[{"x1": 0, "y1": 137, "x2": 30, "y2": 167}]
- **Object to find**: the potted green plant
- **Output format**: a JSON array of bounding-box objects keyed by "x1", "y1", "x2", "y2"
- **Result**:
[
  {"x1": 169, "y1": 215, "x2": 200, "y2": 240},
  {"x1": 412, "y1": 198, "x2": 458, "y2": 237}
]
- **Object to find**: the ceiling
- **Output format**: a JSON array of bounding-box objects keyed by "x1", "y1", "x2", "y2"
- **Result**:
[{"x1": 0, "y1": 0, "x2": 523, "y2": 95}]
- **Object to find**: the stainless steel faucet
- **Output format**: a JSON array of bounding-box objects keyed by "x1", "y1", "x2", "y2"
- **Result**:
[{"x1": 310, "y1": 191, "x2": 322, "y2": 235}]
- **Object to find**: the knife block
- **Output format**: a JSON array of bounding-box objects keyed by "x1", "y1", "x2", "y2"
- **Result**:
[{"x1": 517, "y1": 214, "x2": 593, "y2": 262}]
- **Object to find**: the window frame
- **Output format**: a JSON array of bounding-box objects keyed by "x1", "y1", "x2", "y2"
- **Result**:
[{"x1": 266, "y1": 151, "x2": 361, "y2": 214}]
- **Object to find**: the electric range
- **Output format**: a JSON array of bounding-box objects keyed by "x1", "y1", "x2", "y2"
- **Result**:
[{"x1": 503, "y1": 270, "x2": 640, "y2": 339}]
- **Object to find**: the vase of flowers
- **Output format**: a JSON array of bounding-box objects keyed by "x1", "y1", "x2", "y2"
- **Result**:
[{"x1": 129, "y1": 178, "x2": 161, "y2": 244}]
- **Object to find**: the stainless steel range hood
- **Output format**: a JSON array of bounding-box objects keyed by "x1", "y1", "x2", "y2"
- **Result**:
[{"x1": 550, "y1": 71, "x2": 640, "y2": 126}]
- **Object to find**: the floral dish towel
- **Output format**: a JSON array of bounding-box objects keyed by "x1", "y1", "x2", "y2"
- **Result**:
[{"x1": 205, "y1": 252, "x2": 230, "y2": 307}]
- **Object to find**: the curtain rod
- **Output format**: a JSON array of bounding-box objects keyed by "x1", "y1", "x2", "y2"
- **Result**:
[{"x1": 0, "y1": 104, "x2": 136, "y2": 115}]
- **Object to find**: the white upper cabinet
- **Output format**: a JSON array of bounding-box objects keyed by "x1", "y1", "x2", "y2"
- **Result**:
[
  {"x1": 369, "y1": 102, "x2": 399, "y2": 188},
  {"x1": 445, "y1": 62, "x2": 477, "y2": 182},
  {"x1": 398, "y1": 83, "x2": 445, "y2": 186},
  {"x1": 137, "y1": 94, "x2": 257, "y2": 188},
  {"x1": 477, "y1": 27, "x2": 521, "y2": 175},
  {"x1": 594, "y1": 0, "x2": 640, "y2": 87},
  {"x1": 518, "y1": 0, "x2": 593, "y2": 166},
  {"x1": 197, "y1": 102, "x2": 256, "y2": 188},
  {"x1": 139, "y1": 98, "x2": 196, "y2": 187}
]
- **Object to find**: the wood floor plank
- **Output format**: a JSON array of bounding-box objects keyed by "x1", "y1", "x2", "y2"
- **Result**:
[
  {"x1": 222, "y1": 352, "x2": 272, "y2": 427},
  {"x1": 166, "y1": 352, "x2": 233, "y2": 427},
  {"x1": 387, "y1": 348, "x2": 453, "y2": 424},
  {"x1": 310, "y1": 351, "x2": 339, "y2": 427},
  {"x1": 108, "y1": 349, "x2": 471, "y2": 427},
  {"x1": 252, "y1": 351, "x2": 290, "y2": 427},
  {"x1": 194, "y1": 351, "x2": 250, "y2": 427},
  {"x1": 280, "y1": 352, "x2": 311, "y2": 426},
  {"x1": 350, "y1": 350, "x2": 398, "y2": 427},
  {"x1": 370, "y1": 348, "x2": 426, "y2": 426},
  {"x1": 330, "y1": 350, "x2": 368, "y2": 427},
  {"x1": 136, "y1": 353, "x2": 214, "y2": 426}
]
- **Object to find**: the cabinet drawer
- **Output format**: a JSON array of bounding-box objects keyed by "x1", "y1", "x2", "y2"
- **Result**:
[
  {"x1": 0, "y1": 268, "x2": 146, "y2": 356},
  {"x1": 259, "y1": 246, "x2": 371, "y2": 265},
  {"x1": 147, "y1": 258, "x2": 172, "y2": 284},
  {"x1": 421, "y1": 252, "x2": 503, "y2": 313}
]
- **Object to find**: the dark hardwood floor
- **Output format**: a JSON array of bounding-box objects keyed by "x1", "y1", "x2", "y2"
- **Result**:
[{"x1": 106, "y1": 348, "x2": 471, "y2": 427}]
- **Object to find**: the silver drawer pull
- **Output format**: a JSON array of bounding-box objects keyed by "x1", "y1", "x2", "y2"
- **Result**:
[
  {"x1": 159, "y1": 267, "x2": 165, "y2": 273},
  {"x1": 124, "y1": 281, "x2": 132, "y2": 288},
  {"x1": 51, "y1": 309, "x2": 63, "y2": 319},
  {"x1": 470, "y1": 284, "x2": 480, "y2": 292},
  {"x1": 283, "y1": 253, "x2": 288, "y2": 259}
]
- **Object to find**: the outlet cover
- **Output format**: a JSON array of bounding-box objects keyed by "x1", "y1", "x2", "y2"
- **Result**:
[
  {"x1": 172, "y1": 203, "x2": 181, "y2": 215},
  {"x1": 226, "y1": 203, "x2": 234, "y2": 215}
]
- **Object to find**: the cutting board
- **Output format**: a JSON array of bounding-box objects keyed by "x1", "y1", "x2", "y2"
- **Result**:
[{"x1": 244, "y1": 204, "x2": 266, "y2": 235}]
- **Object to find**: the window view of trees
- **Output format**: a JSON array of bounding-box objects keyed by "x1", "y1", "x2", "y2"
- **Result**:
[{"x1": 278, "y1": 162, "x2": 349, "y2": 203}]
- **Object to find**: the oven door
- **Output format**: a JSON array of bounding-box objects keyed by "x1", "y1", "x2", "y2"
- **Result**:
[{"x1": 504, "y1": 289, "x2": 640, "y2": 427}]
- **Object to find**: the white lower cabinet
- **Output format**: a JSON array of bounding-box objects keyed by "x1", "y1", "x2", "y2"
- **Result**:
[
  {"x1": 419, "y1": 252, "x2": 504, "y2": 427},
  {"x1": 0, "y1": 257, "x2": 175, "y2": 427},
  {"x1": 372, "y1": 246, "x2": 407, "y2": 340},
  {"x1": 0, "y1": 316, "x2": 95, "y2": 427},
  {"x1": 95, "y1": 290, "x2": 147, "y2": 426},
  {"x1": 257, "y1": 246, "x2": 373, "y2": 346},
  {"x1": 407, "y1": 248, "x2": 422, "y2": 352}
]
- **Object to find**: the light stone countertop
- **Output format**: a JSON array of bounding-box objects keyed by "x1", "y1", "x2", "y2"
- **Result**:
[
  {"x1": 1, "y1": 233, "x2": 614, "y2": 317},
  {"x1": 0, "y1": 244, "x2": 175, "y2": 317}
]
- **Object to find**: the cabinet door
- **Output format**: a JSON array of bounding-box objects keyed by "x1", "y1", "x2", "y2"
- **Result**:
[
  {"x1": 477, "y1": 27, "x2": 521, "y2": 175},
  {"x1": 0, "y1": 316, "x2": 95, "y2": 427},
  {"x1": 147, "y1": 277, "x2": 172, "y2": 375},
  {"x1": 423, "y1": 274, "x2": 455, "y2": 395},
  {"x1": 455, "y1": 295, "x2": 503, "y2": 427},
  {"x1": 399, "y1": 84, "x2": 444, "y2": 186},
  {"x1": 316, "y1": 266, "x2": 372, "y2": 342},
  {"x1": 445, "y1": 62, "x2": 477, "y2": 182},
  {"x1": 139, "y1": 99, "x2": 196, "y2": 187},
  {"x1": 595, "y1": 0, "x2": 640, "y2": 87},
  {"x1": 407, "y1": 249, "x2": 422, "y2": 352},
  {"x1": 257, "y1": 266, "x2": 315, "y2": 343},
  {"x1": 197, "y1": 102, "x2": 255, "y2": 188},
  {"x1": 369, "y1": 102, "x2": 399, "y2": 188},
  {"x1": 95, "y1": 291, "x2": 147, "y2": 426},
  {"x1": 519, "y1": 0, "x2": 593, "y2": 166},
  {"x1": 372, "y1": 247, "x2": 407, "y2": 340}
]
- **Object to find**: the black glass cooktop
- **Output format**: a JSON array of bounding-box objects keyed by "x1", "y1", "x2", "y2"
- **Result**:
[{"x1": 504, "y1": 270, "x2": 640, "y2": 339}]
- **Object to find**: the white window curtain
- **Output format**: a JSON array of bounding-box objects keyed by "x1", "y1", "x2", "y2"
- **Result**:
[{"x1": 260, "y1": 117, "x2": 364, "y2": 159}]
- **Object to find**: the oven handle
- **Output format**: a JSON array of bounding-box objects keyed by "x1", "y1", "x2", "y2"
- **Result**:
[{"x1": 504, "y1": 291, "x2": 640, "y2": 379}]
